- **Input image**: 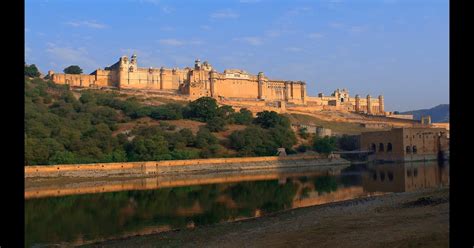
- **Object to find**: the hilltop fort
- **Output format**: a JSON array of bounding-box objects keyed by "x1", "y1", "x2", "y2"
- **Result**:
[{"x1": 49, "y1": 54, "x2": 388, "y2": 115}]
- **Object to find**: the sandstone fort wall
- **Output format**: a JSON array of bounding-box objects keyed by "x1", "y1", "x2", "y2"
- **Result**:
[{"x1": 49, "y1": 55, "x2": 385, "y2": 115}]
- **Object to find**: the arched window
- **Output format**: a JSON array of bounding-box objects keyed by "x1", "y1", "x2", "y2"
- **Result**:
[
  {"x1": 371, "y1": 143, "x2": 376, "y2": 152},
  {"x1": 387, "y1": 143, "x2": 393, "y2": 152},
  {"x1": 388, "y1": 171, "x2": 394, "y2": 181},
  {"x1": 406, "y1": 146, "x2": 411, "y2": 153},
  {"x1": 379, "y1": 143, "x2": 384, "y2": 152},
  {"x1": 412, "y1": 146, "x2": 417, "y2": 154},
  {"x1": 372, "y1": 172, "x2": 377, "y2": 181},
  {"x1": 380, "y1": 171, "x2": 386, "y2": 181}
]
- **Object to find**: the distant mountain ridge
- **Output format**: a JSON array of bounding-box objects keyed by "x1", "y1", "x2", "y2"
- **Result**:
[{"x1": 400, "y1": 104, "x2": 449, "y2": 123}]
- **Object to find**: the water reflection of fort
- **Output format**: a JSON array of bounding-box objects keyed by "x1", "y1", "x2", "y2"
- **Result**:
[
  {"x1": 25, "y1": 162, "x2": 450, "y2": 247},
  {"x1": 362, "y1": 161, "x2": 449, "y2": 193},
  {"x1": 25, "y1": 167, "x2": 347, "y2": 199}
]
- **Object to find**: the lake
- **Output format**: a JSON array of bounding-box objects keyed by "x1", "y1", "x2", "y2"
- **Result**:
[{"x1": 25, "y1": 161, "x2": 449, "y2": 247}]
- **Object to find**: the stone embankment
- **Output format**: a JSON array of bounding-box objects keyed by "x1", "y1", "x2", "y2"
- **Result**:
[{"x1": 25, "y1": 155, "x2": 350, "y2": 178}]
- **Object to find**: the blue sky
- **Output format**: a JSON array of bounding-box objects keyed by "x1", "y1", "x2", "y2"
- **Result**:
[{"x1": 25, "y1": 0, "x2": 448, "y2": 112}]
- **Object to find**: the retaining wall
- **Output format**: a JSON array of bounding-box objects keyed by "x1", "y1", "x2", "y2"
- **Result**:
[{"x1": 24, "y1": 155, "x2": 350, "y2": 178}]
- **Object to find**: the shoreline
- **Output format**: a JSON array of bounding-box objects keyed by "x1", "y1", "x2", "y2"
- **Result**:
[{"x1": 81, "y1": 187, "x2": 449, "y2": 248}]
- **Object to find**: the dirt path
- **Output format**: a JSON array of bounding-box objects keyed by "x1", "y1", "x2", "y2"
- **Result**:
[{"x1": 83, "y1": 187, "x2": 449, "y2": 248}]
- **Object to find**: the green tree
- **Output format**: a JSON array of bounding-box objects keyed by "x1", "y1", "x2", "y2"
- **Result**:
[
  {"x1": 150, "y1": 103, "x2": 183, "y2": 120},
  {"x1": 269, "y1": 126, "x2": 297, "y2": 150},
  {"x1": 228, "y1": 126, "x2": 277, "y2": 156},
  {"x1": 298, "y1": 127, "x2": 310, "y2": 139},
  {"x1": 337, "y1": 135, "x2": 359, "y2": 151},
  {"x1": 49, "y1": 151, "x2": 77, "y2": 164},
  {"x1": 313, "y1": 136, "x2": 337, "y2": 154},
  {"x1": 217, "y1": 105, "x2": 235, "y2": 121},
  {"x1": 232, "y1": 108, "x2": 253, "y2": 125},
  {"x1": 186, "y1": 97, "x2": 218, "y2": 122},
  {"x1": 125, "y1": 135, "x2": 170, "y2": 161},
  {"x1": 63, "y1": 65, "x2": 83, "y2": 74},
  {"x1": 195, "y1": 127, "x2": 218, "y2": 148},
  {"x1": 178, "y1": 128, "x2": 195, "y2": 146},
  {"x1": 253, "y1": 111, "x2": 290, "y2": 129},
  {"x1": 205, "y1": 117, "x2": 227, "y2": 132},
  {"x1": 25, "y1": 64, "x2": 41, "y2": 78}
]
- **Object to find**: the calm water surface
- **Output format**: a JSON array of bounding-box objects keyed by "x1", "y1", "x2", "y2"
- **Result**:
[{"x1": 25, "y1": 161, "x2": 449, "y2": 247}]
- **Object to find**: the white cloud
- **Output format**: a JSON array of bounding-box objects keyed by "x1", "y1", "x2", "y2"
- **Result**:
[
  {"x1": 265, "y1": 30, "x2": 281, "y2": 37},
  {"x1": 233, "y1": 37, "x2": 263, "y2": 46},
  {"x1": 349, "y1": 26, "x2": 368, "y2": 33},
  {"x1": 160, "y1": 26, "x2": 175, "y2": 31},
  {"x1": 158, "y1": 38, "x2": 203, "y2": 46},
  {"x1": 159, "y1": 39, "x2": 185, "y2": 46},
  {"x1": 285, "y1": 47, "x2": 303, "y2": 52},
  {"x1": 211, "y1": 9, "x2": 239, "y2": 19},
  {"x1": 188, "y1": 40, "x2": 203, "y2": 45},
  {"x1": 329, "y1": 22, "x2": 344, "y2": 29},
  {"x1": 239, "y1": 0, "x2": 261, "y2": 3},
  {"x1": 309, "y1": 33, "x2": 324, "y2": 39},
  {"x1": 25, "y1": 46, "x2": 32, "y2": 59},
  {"x1": 138, "y1": 0, "x2": 160, "y2": 5},
  {"x1": 161, "y1": 6, "x2": 173, "y2": 14},
  {"x1": 200, "y1": 25, "x2": 211, "y2": 30},
  {"x1": 66, "y1": 20, "x2": 107, "y2": 29},
  {"x1": 286, "y1": 7, "x2": 311, "y2": 16},
  {"x1": 46, "y1": 43, "x2": 98, "y2": 70}
]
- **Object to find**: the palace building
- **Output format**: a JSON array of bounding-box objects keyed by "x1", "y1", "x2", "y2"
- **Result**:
[{"x1": 49, "y1": 54, "x2": 386, "y2": 115}]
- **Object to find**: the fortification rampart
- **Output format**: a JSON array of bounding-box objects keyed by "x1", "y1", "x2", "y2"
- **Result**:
[{"x1": 48, "y1": 55, "x2": 386, "y2": 115}]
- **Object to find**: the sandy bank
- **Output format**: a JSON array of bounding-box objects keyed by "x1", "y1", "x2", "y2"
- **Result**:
[{"x1": 82, "y1": 187, "x2": 449, "y2": 248}]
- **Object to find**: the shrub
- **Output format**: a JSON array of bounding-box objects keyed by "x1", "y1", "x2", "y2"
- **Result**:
[
  {"x1": 205, "y1": 117, "x2": 227, "y2": 132},
  {"x1": 25, "y1": 64, "x2": 41, "y2": 78},
  {"x1": 253, "y1": 111, "x2": 290, "y2": 129},
  {"x1": 313, "y1": 136, "x2": 337, "y2": 154},
  {"x1": 186, "y1": 97, "x2": 218, "y2": 122},
  {"x1": 232, "y1": 108, "x2": 253, "y2": 125}
]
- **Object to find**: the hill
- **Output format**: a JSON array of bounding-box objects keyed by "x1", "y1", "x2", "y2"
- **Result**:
[
  {"x1": 24, "y1": 77, "x2": 303, "y2": 165},
  {"x1": 400, "y1": 104, "x2": 449, "y2": 123}
]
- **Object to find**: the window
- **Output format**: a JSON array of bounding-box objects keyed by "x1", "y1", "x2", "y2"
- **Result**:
[
  {"x1": 407, "y1": 169, "x2": 412, "y2": 177},
  {"x1": 414, "y1": 168, "x2": 418, "y2": 177},
  {"x1": 379, "y1": 143, "x2": 384, "y2": 152},
  {"x1": 406, "y1": 146, "x2": 411, "y2": 154},
  {"x1": 412, "y1": 146, "x2": 417, "y2": 154},
  {"x1": 380, "y1": 172, "x2": 386, "y2": 181},
  {"x1": 372, "y1": 172, "x2": 377, "y2": 181},
  {"x1": 387, "y1": 143, "x2": 393, "y2": 152},
  {"x1": 388, "y1": 171, "x2": 394, "y2": 181},
  {"x1": 371, "y1": 143, "x2": 376, "y2": 151}
]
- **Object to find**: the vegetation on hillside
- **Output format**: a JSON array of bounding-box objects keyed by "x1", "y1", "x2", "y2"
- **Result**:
[
  {"x1": 25, "y1": 63, "x2": 41, "y2": 78},
  {"x1": 25, "y1": 76, "x2": 361, "y2": 165},
  {"x1": 24, "y1": 78, "x2": 301, "y2": 165}
]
